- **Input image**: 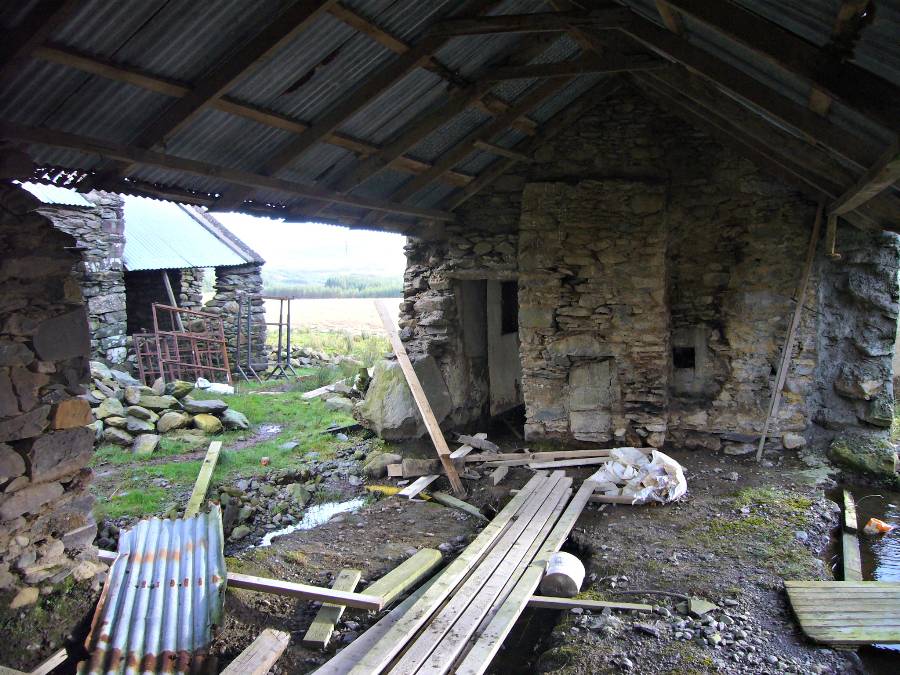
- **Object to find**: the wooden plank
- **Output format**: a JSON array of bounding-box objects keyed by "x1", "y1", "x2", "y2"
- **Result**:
[
  {"x1": 528, "y1": 595, "x2": 652, "y2": 612},
  {"x1": 756, "y1": 200, "x2": 823, "y2": 460},
  {"x1": 483, "y1": 55, "x2": 663, "y2": 80},
  {"x1": 303, "y1": 569, "x2": 362, "y2": 648},
  {"x1": 221, "y1": 629, "x2": 291, "y2": 675},
  {"x1": 454, "y1": 479, "x2": 597, "y2": 674},
  {"x1": 375, "y1": 300, "x2": 465, "y2": 495},
  {"x1": 466, "y1": 449, "x2": 610, "y2": 463},
  {"x1": 362, "y1": 548, "x2": 443, "y2": 608},
  {"x1": 842, "y1": 530, "x2": 864, "y2": 581},
  {"x1": 529, "y1": 457, "x2": 612, "y2": 469},
  {"x1": 227, "y1": 571, "x2": 383, "y2": 610},
  {"x1": 830, "y1": 140, "x2": 900, "y2": 215},
  {"x1": 184, "y1": 441, "x2": 222, "y2": 518},
  {"x1": 28, "y1": 648, "x2": 68, "y2": 675},
  {"x1": 785, "y1": 581, "x2": 899, "y2": 588},
  {"x1": 344, "y1": 473, "x2": 549, "y2": 674},
  {"x1": 0, "y1": 122, "x2": 455, "y2": 222},
  {"x1": 391, "y1": 474, "x2": 571, "y2": 673},
  {"x1": 472, "y1": 140, "x2": 534, "y2": 163},
  {"x1": 457, "y1": 434, "x2": 500, "y2": 453},
  {"x1": 431, "y1": 9, "x2": 627, "y2": 36},
  {"x1": 590, "y1": 494, "x2": 643, "y2": 505},
  {"x1": 397, "y1": 474, "x2": 441, "y2": 499},
  {"x1": 431, "y1": 492, "x2": 488, "y2": 522},
  {"x1": 843, "y1": 490, "x2": 858, "y2": 532},
  {"x1": 490, "y1": 466, "x2": 509, "y2": 486}
]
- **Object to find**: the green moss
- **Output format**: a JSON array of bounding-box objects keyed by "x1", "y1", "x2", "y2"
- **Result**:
[
  {"x1": 828, "y1": 433, "x2": 899, "y2": 485},
  {"x1": 535, "y1": 645, "x2": 581, "y2": 673},
  {"x1": 659, "y1": 641, "x2": 716, "y2": 674}
]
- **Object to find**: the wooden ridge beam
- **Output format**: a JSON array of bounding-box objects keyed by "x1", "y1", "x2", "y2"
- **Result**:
[
  {"x1": 616, "y1": 14, "x2": 882, "y2": 170},
  {"x1": 0, "y1": 0, "x2": 81, "y2": 80},
  {"x1": 432, "y1": 9, "x2": 628, "y2": 36},
  {"x1": 215, "y1": 0, "x2": 502, "y2": 210},
  {"x1": 131, "y1": 0, "x2": 337, "y2": 148},
  {"x1": 483, "y1": 55, "x2": 664, "y2": 80},
  {"x1": 829, "y1": 139, "x2": 900, "y2": 216},
  {"x1": 31, "y1": 44, "x2": 474, "y2": 189},
  {"x1": 661, "y1": 0, "x2": 899, "y2": 133},
  {"x1": 0, "y1": 121, "x2": 454, "y2": 221}
]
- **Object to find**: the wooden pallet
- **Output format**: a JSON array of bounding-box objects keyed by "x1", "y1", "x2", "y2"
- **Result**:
[{"x1": 785, "y1": 581, "x2": 900, "y2": 646}]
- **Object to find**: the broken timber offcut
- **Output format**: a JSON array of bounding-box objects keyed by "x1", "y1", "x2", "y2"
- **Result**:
[{"x1": 315, "y1": 472, "x2": 596, "y2": 674}]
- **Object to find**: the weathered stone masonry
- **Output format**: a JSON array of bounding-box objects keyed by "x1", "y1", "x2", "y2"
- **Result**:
[
  {"x1": 0, "y1": 184, "x2": 99, "y2": 606},
  {"x1": 398, "y1": 84, "x2": 899, "y2": 456}
]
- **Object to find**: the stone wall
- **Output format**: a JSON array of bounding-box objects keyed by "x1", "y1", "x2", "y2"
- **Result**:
[
  {"x1": 40, "y1": 192, "x2": 127, "y2": 364},
  {"x1": 397, "y1": 82, "x2": 898, "y2": 456},
  {"x1": 179, "y1": 267, "x2": 205, "y2": 311},
  {"x1": 0, "y1": 184, "x2": 99, "y2": 608},
  {"x1": 205, "y1": 263, "x2": 267, "y2": 369}
]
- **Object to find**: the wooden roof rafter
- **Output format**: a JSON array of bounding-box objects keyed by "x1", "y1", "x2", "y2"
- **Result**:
[
  {"x1": 0, "y1": 0, "x2": 81, "y2": 80},
  {"x1": 214, "y1": 0, "x2": 507, "y2": 211},
  {"x1": 29, "y1": 45, "x2": 476, "y2": 189}
]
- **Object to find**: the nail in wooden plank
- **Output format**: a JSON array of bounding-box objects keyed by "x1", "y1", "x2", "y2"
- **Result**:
[
  {"x1": 303, "y1": 569, "x2": 362, "y2": 648},
  {"x1": 375, "y1": 300, "x2": 466, "y2": 495},
  {"x1": 184, "y1": 441, "x2": 222, "y2": 518},
  {"x1": 363, "y1": 548, "x2": 443, "y2": 608},
  {"x1": 398, "y1": 474, "x2": 440, "y2": 499},
  {"x1": 221, "y1": 628, "x2": 291, "y2": 675}
]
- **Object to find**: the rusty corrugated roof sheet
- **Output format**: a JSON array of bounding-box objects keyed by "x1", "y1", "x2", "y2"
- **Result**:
[{"x1": 80, "y1": 508, "x2": 226, "y2": 675}]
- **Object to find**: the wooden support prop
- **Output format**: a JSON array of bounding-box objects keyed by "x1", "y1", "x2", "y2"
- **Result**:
[
  {"x1": 842, "y1": 490, "x2": 863, "y2": 582},
  {"x1": 183, "y1": 441, "x2": 222, "y2": 518},
  {"x1": 490, "y1": 466, "x2": 509, "y2": 486},
  {"x1": 431, "y1": 492, "x2": 488, "y2": 522},
  {"x1": 221, "y1": 628, "x2": 291, "y2": 675},
  {"x1": 375, "y1": 301, "x2": 465, "y2": 495},
  {"x1": 757, "y1": 200, "x2": 823, "y2": 461},
  {"x1": 528, "y1": 595, "x2": 652, "y2": 612},
  {"x1": 398, "y1": 474, "x2": 441, "y2": 499},
  {"x1": 303, "y1": 569, "x2": 362, "y2": 648},
  {"x1": 529, "y1": 457, "x2": 612, "y2": 469},
  {"x1": 161, "y1": 271, "x2": 185, "y2": 331},
  {"x1": 454, "y1": 479, "x2": 597, "y2": 674},
  {"x1": 227, "y1": 571, "x2": 382, "y2": 610},
  {"x1": 362, "y1": 548, "x2": 443, "y2": 608},
  {"x1": 345, "y1": 473, "x2": 550, "y2": 673}
]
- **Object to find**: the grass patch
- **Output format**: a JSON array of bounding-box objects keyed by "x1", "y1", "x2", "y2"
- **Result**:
[
  {"x1": 94, "y1": 486, "x2": 172, "y2": 521},
  {"x1": 282, "y1": 328, "x2": 390, "y2": 368}
]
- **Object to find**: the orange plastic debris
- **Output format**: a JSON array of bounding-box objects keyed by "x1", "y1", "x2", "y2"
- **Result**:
[{"x1": 863, "y1": 517, "x2": 895, "y2": 535}]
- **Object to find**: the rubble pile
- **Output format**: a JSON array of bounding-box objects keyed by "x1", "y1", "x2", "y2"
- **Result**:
[{"x1": 84, "y1": 361, "x2": 249, "y2": 455}]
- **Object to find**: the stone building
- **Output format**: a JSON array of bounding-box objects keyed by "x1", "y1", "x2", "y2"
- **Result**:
[{"x1": 22, "y1": 184, "x2": 268, "y2": 374}]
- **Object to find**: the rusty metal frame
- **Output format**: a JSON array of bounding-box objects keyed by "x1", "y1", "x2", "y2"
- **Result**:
[
  {"x1": 151, "y1": 303, "x2": 233, "y2": 385},
  {"x1": 133, "y1": 332, "x2": 162, "y2": 386}
]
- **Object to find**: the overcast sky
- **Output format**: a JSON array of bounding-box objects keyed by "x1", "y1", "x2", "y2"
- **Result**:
[{"x1": 212, "y1": 212, "x2": 408, "y2": 275}]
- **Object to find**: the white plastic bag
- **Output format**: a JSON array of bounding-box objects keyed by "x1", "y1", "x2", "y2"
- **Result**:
[{"x1": 587, "y1": 447, "x2": 687, "y2": 504}]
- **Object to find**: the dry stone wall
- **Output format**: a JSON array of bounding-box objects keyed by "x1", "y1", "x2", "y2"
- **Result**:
[
  {"x1": 0, "y1": 184, "x2": 100, "y2": 608},
  {"x1": 205, "y1": 264, "x2": 267, "y2": 369},
  {"x1": 398, "y1": 83, "x2": 898, "y2": 458},
  {"x1": 40, "y1": 191, "x2": 127, "y2": 365}
]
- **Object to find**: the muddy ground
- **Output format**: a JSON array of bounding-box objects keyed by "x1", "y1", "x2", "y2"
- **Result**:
[{"x1": 210, "y1": 445, "x2": 892, "y2": 674}]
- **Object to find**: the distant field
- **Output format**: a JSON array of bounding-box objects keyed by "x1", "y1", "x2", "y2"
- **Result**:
[{"x1": 264, "y1": 297, "x2": 402, "y2": 334}]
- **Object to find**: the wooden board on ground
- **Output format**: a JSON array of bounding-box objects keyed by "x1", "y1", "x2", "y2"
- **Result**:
[
  {"x1": 363, "y1": 548, "x2": 443, "y2": 608},
  {"x1": 843, "y1": 489, "x2": 858, "y2": 532},
  {"x1": 303, "y1": 569, "x2": 362, "y2": 648},
  {"x1": 785, "y1": 581, "x2": 900, "y2": 645},
  {"x1": 184, "y1": 441, "x2": 222, "y2": 518},
  {"x1": 457, "y1": 434, "x2": 499, "y2": 453},
  {"x1": 398, "y1": 474, "x2": 440, "y2": 498},
  {"x1": 449, "y1": 433, "x2": 487, "y2": 460},
  {"x1": 842, "y1": 490, "x2": 863, "y2": 581},
  {"x1": 529, "y1": 457, "x2": 611, "y2": 470},
  {"x1": 227, "y1": 571, "x2": 382, "y2": 610},
  {"x1": 590, "y1": 494, "x2": 642, "y2": 505},
  {"x1": 528, "y1": 595, "x2": 652, "y2": 612},
  {"x1": 490, "y1": 466, "x2": 508, "y2": 485},
  {"x1": 431, "y1": 491, "x2": 488, "y2": 521},
  {"x1": 375, "y1": 300, "x2": 465, "y2": 495},
  {"x1": 221, "y1": 628, "x2": 291, "y2": 675},
  {"x1": 466, "y1": 449, "x2": 609, "y2": 463}
]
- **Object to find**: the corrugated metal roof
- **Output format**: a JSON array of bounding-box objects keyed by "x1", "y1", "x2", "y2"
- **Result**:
[
  {"x1": 80, "y1": 508, "x2": 226, "y2": 675},
  {"x1": 0, "y1": 0, "x2": 896, "y2": 230},
  {"x1": 122, "y1": 195, "x2": 255, "y2": 270},
  {"x1": 18, "y1": 180, "x2": 95, "y2": 207}
]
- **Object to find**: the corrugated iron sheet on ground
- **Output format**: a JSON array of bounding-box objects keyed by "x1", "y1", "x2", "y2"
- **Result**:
[{"x1": 80, "y1": 508, "x2": 226, "y2": 675}]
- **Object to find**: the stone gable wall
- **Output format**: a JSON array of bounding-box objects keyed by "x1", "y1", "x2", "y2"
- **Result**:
[
  {"x1": 40, "y1": 191, "x2": 127, "y2": 365},
  {"x1": 398, "y1": 83, "x2": 899, "y2": 454},
  {"x1": 0, "y1": 184, "x2": 100, "y2": 606}
]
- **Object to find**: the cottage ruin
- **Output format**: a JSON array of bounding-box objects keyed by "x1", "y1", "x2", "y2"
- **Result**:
[{"x1": 0, "y1": 0, "x2": 898, "y2": 666}]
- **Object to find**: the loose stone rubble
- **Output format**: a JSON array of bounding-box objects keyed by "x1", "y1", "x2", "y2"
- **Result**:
[{"x1": 85, "y1": 361, "x2": 249, "y2": 454}]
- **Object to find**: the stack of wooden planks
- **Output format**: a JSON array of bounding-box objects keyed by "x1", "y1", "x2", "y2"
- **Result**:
[{"x1": 315, "y1": 471, "x2": 596, "y2": 675}]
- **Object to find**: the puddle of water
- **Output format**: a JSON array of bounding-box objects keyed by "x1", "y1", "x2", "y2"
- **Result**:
[
  {"x1": 257, "y1": 497, "x2": 367, "y2": 547},
  {"x1": 257, "y1": 423, "x2": 283, "y2": 437}
]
